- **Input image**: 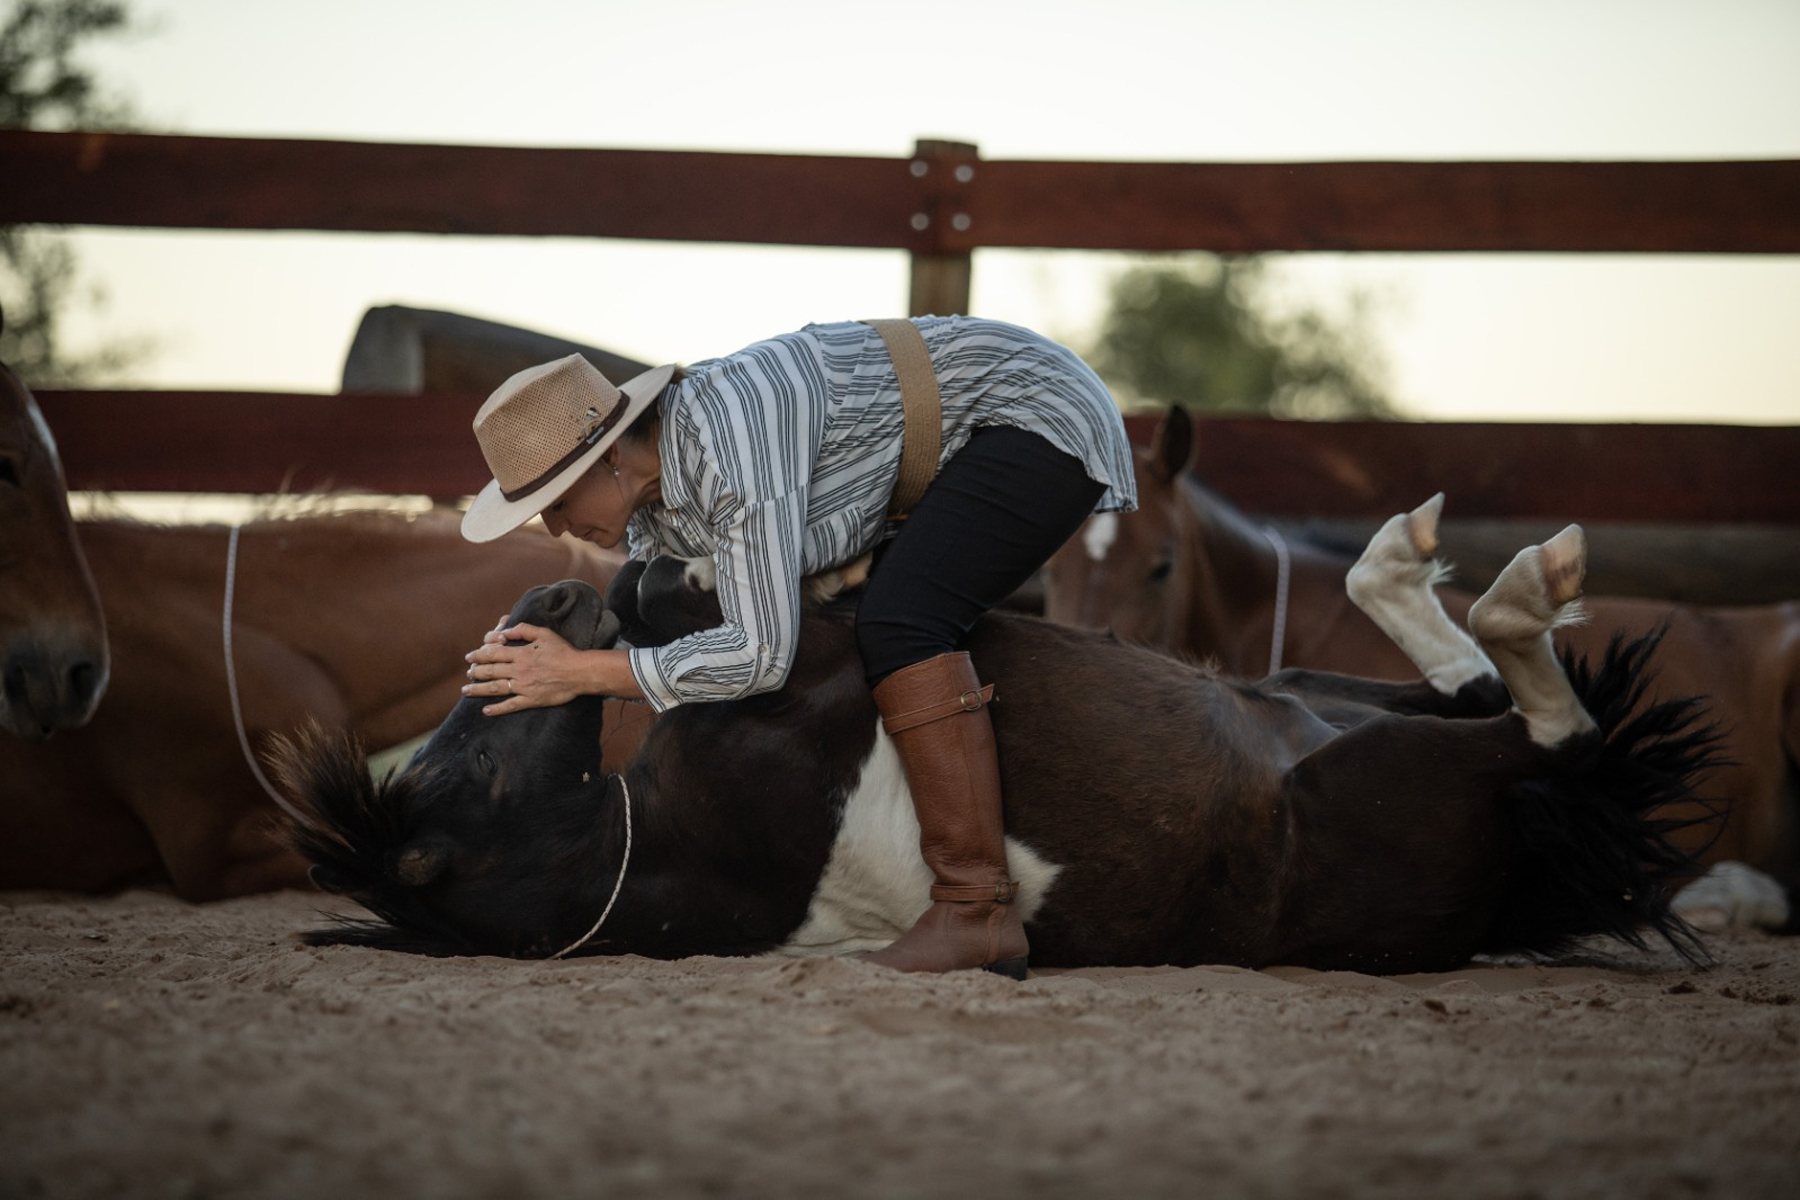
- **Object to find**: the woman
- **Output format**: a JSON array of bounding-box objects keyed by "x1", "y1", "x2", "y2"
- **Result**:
[{"x1": 460, "y1": 316, "x2": 1135, "y2": 977}]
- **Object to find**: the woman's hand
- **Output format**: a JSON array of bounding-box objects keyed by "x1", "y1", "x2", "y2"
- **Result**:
[{"x1": 463, "y1": 617, "x2": 592, "y2": 716}]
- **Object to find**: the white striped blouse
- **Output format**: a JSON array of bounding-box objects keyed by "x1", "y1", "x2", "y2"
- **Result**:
[{"x1": 625, "y1": 316, "x2": 1137, "y2": 710}]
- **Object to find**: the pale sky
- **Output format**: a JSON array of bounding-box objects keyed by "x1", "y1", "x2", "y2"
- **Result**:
[{"x1": 44, "y1": 0, "x2": 1800, "y2": 422}]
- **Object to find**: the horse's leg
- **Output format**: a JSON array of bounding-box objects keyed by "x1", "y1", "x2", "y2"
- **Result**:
[
  {"x1": 1466, "y1": 525, "x2": 1598, "y2": 748},
  {"x1": 1344, "y1": 493, "x2": 1495, "y2": 695},
  {"x1": 1669, "y1": 861, "x2": 1792, "y2": 932}
]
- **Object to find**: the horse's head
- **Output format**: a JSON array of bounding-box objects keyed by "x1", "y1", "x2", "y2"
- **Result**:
[
  {"x1": 0, "y1": 304, "x2": 111, "y2": 740},
  {"x1": 1044, "y1": 406, "x2": 1198, "y2": 652},
  {"x1": 277, "y1": 578, "x2": 626, "y2": 956}
]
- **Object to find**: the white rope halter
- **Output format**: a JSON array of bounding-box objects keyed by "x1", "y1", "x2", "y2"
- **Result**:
[
  {"x1": 1259, "y1": 525, "x2": 1291, "y2": 676},
  {"x1": 548, "y1": 773, "x2": 633, "y2": 960}
]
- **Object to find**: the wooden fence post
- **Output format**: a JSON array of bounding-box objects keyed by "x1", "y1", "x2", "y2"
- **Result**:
[{"x1": 906, "y1": 139, "x2": 978, "y2": 316}]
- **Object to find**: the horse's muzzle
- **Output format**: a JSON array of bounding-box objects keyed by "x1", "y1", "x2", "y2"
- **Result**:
[{"x1": 0, "y1": 636, "x2": 109, "y2": 740}]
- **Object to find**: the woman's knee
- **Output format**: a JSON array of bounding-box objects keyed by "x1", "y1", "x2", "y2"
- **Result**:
[{"x1": 855, "y1": 604, "x2": 956, "y2": 687}]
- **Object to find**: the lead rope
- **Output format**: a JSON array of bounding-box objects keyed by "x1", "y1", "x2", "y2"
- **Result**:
[
  {"x1": 548, "y1": 774, "x2": 633, "y2": 960},
  {"x1": 223, "y1": 524, "x2": 317, "y2": 829},
  {"x1": 1260, "y1": 525, "x2": 1291, "y2": 676}
]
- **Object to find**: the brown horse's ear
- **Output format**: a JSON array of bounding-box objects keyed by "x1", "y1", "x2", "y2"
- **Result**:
[
  {"x1": 394, "y1": 837, "x2": 452, "y2": 886},
  {"x1": 1149, "y1": 405, "x2": 1195, "y2": 485}
]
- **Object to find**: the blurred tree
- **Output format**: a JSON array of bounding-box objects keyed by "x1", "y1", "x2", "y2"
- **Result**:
[
  {"x1": 1086, "y1": 255, "x2": 1397, "y2": 419},
  {"x1": 0, "y1": 0, "x2": 148, "y2": 383}
]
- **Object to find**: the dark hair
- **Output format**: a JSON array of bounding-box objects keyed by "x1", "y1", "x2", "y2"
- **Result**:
[{"x1": 620, "y1": 366, "x2": 684, "y2": 446}]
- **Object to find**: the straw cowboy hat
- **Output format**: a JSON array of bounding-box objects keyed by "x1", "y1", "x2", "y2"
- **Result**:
[{"x1": 461, "y1": 353, "x2": 676, "y2": 543}]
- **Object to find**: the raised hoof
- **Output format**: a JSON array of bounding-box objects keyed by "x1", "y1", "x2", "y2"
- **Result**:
[
  {"x1": 1404, "y1": 493, "x2": 1445, "y2": 557},
  {"x1": 1346, "y1": 495, "x2": 1447, "y2": 611},
  {"x1": 1539, "y1": 524, "x2": 1587, "y2": 606}
]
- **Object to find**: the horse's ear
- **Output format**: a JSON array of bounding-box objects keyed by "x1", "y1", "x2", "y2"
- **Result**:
[
  {"x1": 594, "y1": 609, "x2": 621, "y2": 649},
  {"x1": 394, "y1": 835, "x2": 452, "y2": 886},
  {"x1": 604, "y1": 560, "x2": 648, "y2": 615},
  {"x1": 1150, "y1": 406, "x2": 1195, "y2": 485}
]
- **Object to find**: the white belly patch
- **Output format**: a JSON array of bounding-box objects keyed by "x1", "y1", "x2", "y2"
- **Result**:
[{"x1": 771, "y1": 722, "x2": 1063, "y2": 957}]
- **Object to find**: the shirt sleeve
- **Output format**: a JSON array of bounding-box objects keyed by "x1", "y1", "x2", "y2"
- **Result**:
[{"x1": 626, "y1": 488, "x2": 808, "y2": 710}]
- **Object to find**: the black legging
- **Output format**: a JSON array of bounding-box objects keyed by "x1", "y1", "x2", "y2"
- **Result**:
[{"x1": 856, "y1": 426, "x2": 1105, "y2": 687}]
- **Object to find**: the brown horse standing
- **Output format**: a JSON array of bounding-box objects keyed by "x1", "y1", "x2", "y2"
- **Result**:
[
  {"x1": 0, "y1": 512, "x2": 623, "y2": 899},
  {"x1": 1044, "y1": 408, "x2": 1800, "y2": 928},
  {"x1": 0, "y1": 310, "x2": 109, "y2": 740}
]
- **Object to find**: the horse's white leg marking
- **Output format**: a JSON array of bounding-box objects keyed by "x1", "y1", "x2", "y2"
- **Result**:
[
  {"x1": 1669, "y1": 861, "x2": 1792, "y2": 933},
  {"x1": 1082, "y1": 513, "x2": 1118, "y2": 563},
  {"x1": 800, "y1": 553, "x2": 873, "y2": 605},
  {"x1": 1466, "y1": 525, "x2": 1598, "y2": 748},
  {"x1": 772, "y1": 723, "x2": 1063, "y2": 958},
  {"x1": 1344, "y1": 494, "x2": 1495, "y2": 695},
  {"x1": 677, "y1": 551, "x2": 867, "y2": 606},
  {"x1": 681, "y1": 555, "x2": 718, "y2": 593}
]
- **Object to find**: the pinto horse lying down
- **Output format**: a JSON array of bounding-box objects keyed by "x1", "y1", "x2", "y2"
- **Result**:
[
  {"x1": 277, "y1": 509, "x2": 1719, "y2": 973},
  {"x1": 1044, "y1": 407, "x2": 1800, "y2": 934}
]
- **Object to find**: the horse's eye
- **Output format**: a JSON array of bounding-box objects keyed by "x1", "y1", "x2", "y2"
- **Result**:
[
  {"x1": 1149, "y1": 559, "x2": 1174, "y2": 583},
  {"x1": 0, "y1": 455, "x2": 19, "y2": 487},
  {"x1": 477, "y1": 750, "x2": 496, "y2": 775}
]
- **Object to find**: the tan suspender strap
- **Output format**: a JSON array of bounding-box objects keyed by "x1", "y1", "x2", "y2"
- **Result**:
[{"x1": 861, "y1": 318, "x2": 942, "y2": 518}]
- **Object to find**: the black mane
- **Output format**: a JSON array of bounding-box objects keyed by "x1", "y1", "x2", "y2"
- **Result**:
[{"x1": 275, "y1": 722, "x2": 488, "y2": 955}]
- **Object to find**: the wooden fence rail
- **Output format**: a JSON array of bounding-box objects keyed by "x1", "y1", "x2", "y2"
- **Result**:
[
  {"x1": 5, "y1": 131, "x2": 1798, "y2": 258},
  {"x1": 34, "y1": 390, "x2": 1800, "y2": 525},
  {"x1": 7, "y1": 128, "x2": 1798, "y2": 529}
]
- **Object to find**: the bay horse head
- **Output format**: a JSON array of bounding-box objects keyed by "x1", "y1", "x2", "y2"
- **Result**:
[
  {"x1": 0, "y1": 305, "x2": 110, "y2": 739},
  {"x1": 276, "y1": 577, "x2": 625, "y2": 956},
  {"x1": 1044, "y1": 406, "x2": 1249, "y2": 659}
]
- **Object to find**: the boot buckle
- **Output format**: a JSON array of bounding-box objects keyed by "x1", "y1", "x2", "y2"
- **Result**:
[
  {"x1": 959, "y1": 689, "x2": 985, "y2": 712},
  {"x1": 994, "y1": 880, "x2": 1019, "y2": 904}
]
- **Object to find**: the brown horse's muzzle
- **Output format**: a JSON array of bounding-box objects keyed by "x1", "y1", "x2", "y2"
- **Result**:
[{"x1": 0, "y1": 630, "x2": 109, "y2": 740}]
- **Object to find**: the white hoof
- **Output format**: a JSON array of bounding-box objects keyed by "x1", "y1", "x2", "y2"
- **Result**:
[
  {"x1": 1539, "y1": 524, "x2": 1587, "y2": 607},
  {"x1": 1468, "y1": 526, "x2": 1588, "y2": 646},
  {"x1": 1670, "y1": 862, "x2": 1791, "y2": 932},
  {"x1": 1404, "y1": 492, "x2": 1445, "y2": 558},
  {"x1": 1347, "y1": 494, "x2": 1449, "y2": 609}
]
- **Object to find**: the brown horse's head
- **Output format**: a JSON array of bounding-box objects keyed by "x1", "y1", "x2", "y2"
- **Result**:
[
  {"x1": 0, "y1": 306, "x2": 110, "y2": 739},
  {"x1": 1046, "y1": 406, "x2": 1219, "y2": 653},
  {"x1": 1044, "y1": 406, "x2": 1291, "y2": 675},
  {"x1": 276, "y1": 578, "x2": 624, "y2": 956}
]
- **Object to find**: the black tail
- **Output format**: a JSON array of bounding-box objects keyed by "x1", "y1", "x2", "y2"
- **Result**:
[{"x1": 1481, "y1": 629, "x2": 1728, "y2": 967}]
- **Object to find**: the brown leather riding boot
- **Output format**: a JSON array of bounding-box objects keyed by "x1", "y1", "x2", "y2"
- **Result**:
[{"x1": 863, "y1": 652, "x2": 1029, "y2": 980}]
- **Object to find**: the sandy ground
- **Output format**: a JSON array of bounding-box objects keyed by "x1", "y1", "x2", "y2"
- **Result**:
[{"x1": 2, "y1": 888, "x2": 1796, "y2": 1200}]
